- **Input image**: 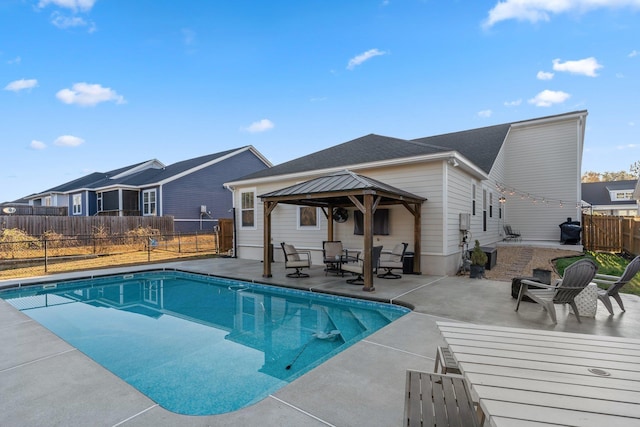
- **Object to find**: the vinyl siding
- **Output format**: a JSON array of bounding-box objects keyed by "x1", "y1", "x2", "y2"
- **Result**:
[
  {"x1": 502, "y1": 118, "x2": 581, "y2": 241},
  {"x1": 163, "y1": 150, "x2": 269, "y2": 233}
]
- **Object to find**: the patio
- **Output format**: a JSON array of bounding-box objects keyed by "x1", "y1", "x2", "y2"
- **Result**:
[{"x1": 1, "y1": 257, "x2": 639, "y2": 426}]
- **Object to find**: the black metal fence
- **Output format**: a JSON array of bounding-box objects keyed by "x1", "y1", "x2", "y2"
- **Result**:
[{"x1": 0, "y1": 232, "x2": 219, "y2": 276}]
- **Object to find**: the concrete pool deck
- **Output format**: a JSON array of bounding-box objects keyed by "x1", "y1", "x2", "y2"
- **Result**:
[{"x1": 2, "y1": 257, "x2": 639, "y2": 426}]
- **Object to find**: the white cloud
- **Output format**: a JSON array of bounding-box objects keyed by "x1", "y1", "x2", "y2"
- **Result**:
[
  {"x1": 38, "y1": 0, "x2": 96, "y2": 12},
  {"x1": 617, "y1": 143, "x2": 638, "y2": 149},
  {"x1": 504, "y1": 99, "x2": 522, "y2": 107},
  {"x1": 54, "y1": 135, "x2": 85, "y2": 147},
  {"x1": 483, "y1": 0, "x2": 640, "y2": 28},
  {"x1": 478, "y1": 109, "x2": 493, "y2": 118},
  {"x1": 51, "y1": 12, "x2": 87, "y2": 29},
  {"x1": 629, "y1": 121, "x2": 636, "y2": 126},
  {"x1": 7, "y1": 56, "x2": 21, "y2": 65},
  {"x1": 552, "y1": 57, "x2": 602, "y2": 77},
  {"x1": 243, "y1": 119, "x2": 274, "y2": 133},
  {"x1": 4, "y1": 78, "x2": 38, "y2": 92},
  {"x1": 56, "y1": 82, "x2": 125, "y2": 106},
  {"x1": 30, "y1": 140, "x2": 47, "y2": 150},
  {"x1": 347, "y1": 48, "x2": 387, "y2": 70},
  {"x1": 536, "y1": 70, "x2": 554, "y2": 80},
  {"x1": 528, "y1": 89, "x2": 571, "y2": 107},
  {"x1": 629, "y1": 50, "x2": 639, "y2": 58}
]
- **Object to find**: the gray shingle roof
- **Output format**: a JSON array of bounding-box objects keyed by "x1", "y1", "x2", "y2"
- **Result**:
[
  {"x1": 411, "y1": 123, "x2": 511, "y2": 174},
  {"x1": 237, "y1": 123, "x2": 511, "y2": 183},
  {"x1": 582, "y1": 180, "x2": 637, "y2": 206},
  {"x1": 35, "y1": 148, "x2": 247, "y2": 195}
]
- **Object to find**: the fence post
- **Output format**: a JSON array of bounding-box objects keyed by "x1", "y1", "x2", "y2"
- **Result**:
[
  {"x1": 195, "y1": 232, "x2": 199, "y2": 252},
  {"x1": 43, "y1": 238, "x2": 48, "y2": 273}
]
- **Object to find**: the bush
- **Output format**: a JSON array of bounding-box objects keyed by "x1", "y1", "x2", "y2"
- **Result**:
[
  {"x1": 470, "y1": 240, "x2": 488, "y2": 266},
  {"x1": 0, "y1": 228, "x2": 42, "y2": 259}
]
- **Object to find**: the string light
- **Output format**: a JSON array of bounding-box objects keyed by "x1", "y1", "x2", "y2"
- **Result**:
[{"x1": 494, "y1": 181, "x2": 580, "y2": 209}]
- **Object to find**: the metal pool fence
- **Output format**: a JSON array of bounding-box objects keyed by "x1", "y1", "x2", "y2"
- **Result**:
[{"x1": 0, "y1": 232, "x2": 221, "y2": 276}]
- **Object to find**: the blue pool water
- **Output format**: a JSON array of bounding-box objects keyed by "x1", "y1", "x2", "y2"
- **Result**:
[{"x1": 0, "y1": 270, "x2": 408, "y2": 415}]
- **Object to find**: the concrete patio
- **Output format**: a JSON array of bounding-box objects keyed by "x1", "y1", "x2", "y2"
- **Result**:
[{"x1": 1, "y1": 257, "x2": 639, "y2": 426}]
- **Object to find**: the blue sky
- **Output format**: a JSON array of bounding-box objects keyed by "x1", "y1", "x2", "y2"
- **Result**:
[{"x1": 1, "y1": 0, "x2": 639, "y2": 202}]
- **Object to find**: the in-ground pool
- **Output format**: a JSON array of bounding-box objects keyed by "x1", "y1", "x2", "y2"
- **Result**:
[{"x1": 0, "y1": 270, "x2": 409, "y2": 415}]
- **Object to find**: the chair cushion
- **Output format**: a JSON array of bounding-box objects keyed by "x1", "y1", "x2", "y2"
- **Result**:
[
  {"x1": 341, "y1": 263, "x2": 362, "y2": 274},
  {"x1": 283, "y1": 244, "x2": 299, "y2": 261}
]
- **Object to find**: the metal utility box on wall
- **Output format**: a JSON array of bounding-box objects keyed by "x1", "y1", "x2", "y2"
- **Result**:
[
  {"x1": 200, "y1": 205, "x2": 207, "y2": 214},
  {"x1": 459, "y1": 213, "x2": 471, "y2": 231}
]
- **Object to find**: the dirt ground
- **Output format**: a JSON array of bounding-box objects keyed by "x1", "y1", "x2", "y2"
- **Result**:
[{"x1": 482, "y1": 246, "x2": 584, "y2": 283}]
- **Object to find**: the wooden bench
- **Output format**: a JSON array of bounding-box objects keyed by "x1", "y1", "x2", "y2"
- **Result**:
[
  {"x1": 434, "y1": 346, "x2": 461, "y2": 374},
  {"x1": 404, "y1": 370, "x2": 479, "y2": 427}
]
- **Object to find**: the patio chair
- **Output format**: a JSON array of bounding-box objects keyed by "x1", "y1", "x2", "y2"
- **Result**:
[
  {"x1": 503, "y1": 224, "x2": 521, "y2": 241},
  {"x1": 515, "y1": 258, "x2": 598, "y2": 323},
  {"x1": 280, "y1": 242, "x2": 312, "y2": 278},
  {"x1": 592, "y1": 255, "x2": 640, "y2": 315},
  {"x1": 322, "y1": 240, "x2": 344, "y2": 276},
  {"x1": 377, "y1": 242, "x2": 408, "y2": 279},
  {"x1": 341, "y1": 246, "x2": 383, "y2": 285},
  {"x1": 404, "y1": 370, "x2": 480, "y2": 427}
]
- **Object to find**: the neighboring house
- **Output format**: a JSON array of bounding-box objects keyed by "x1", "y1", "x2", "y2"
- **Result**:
[
  {"x1": 582, "y1": 180, "x2": 639, "y2": 216},
  {"x1": 26, "y1": 146, "x2": 271, "y2": 233},
  {"x1": 224, "y1": 111, "x2": 588, "y2": 276}
]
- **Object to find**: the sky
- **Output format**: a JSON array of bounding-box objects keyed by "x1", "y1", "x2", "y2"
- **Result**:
[{"x1": 1, "y1": 0, "x2": 639, "y2": 203}]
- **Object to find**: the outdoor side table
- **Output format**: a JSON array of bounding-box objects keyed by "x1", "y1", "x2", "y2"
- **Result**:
[{"x1": 570, "y1": 282, "x2": 598, "y2": 317}]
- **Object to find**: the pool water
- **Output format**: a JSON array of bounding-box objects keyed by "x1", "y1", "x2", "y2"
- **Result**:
[{"x1": 0, "y1": 271, "x2": 408, "y2": 415}]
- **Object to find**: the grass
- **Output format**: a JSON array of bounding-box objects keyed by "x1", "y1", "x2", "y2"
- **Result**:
[{"x1": 555, "y1": 251, "x2": 640, "y2": 296}]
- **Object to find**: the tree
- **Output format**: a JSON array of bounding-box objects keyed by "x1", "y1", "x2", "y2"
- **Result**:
[
  {"x1": 581, "y1": 171, "x2": 602, "y2": 182},
  {"x1": 581, "y1": 164, "x2": 638, "y2": 183}
]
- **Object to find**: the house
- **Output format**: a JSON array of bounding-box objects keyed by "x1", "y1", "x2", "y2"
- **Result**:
[
  {"x1": 224, "y1": 111, "x2": 587, "y2": 277},
  {"x1": 582, "y1": 180, "x2": 639, "y2": 216},
  {"x1": 26, "y1": 146, "x2": 271, "y2": 233}
]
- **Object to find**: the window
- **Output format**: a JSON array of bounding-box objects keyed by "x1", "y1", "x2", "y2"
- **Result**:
[
  {"x1": 43, "y1": 196, "x2": 52, "y2": 207},
  {"x1": 472, "y1": 184, "x2": 476, "y2": 216},
  {"x1": 353, "y1": 209, "x2": 390, "y2": 235},
  {"x1": 482, "y1": 189, "x2": 487, "y2": 232},
  {"x1": 614, "y1": 191, "x2": 633, "y2": 200},
  {"x1": 97, "y1": 193, "x2": 103, "y2": 212},
  {"x1": 298, "y1": 206, "x2": 319, "y2": 229},
  {"x1": 72, "y1": 194, "x2": 82, "y2": 215},
  {"x1": 241, "y1": 190, "x2": 255, "y2": 228},
  {"x1": 489, "y1": 193, "x2": 493, "y2": 218},
  {"x1": 143, "y1": 189, "x2": 157, "y2": 216}
]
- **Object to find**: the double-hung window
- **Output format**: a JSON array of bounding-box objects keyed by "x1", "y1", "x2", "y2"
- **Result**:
[
  {"x1": 143, "y1": 189, "x2": 157, "y2": 216},
  {"x1": 72, "y1": 194, "x2": 82, "y2": 215},
  {"x1": 241, "y1": 190, "x2": 255, "y2": 228}
]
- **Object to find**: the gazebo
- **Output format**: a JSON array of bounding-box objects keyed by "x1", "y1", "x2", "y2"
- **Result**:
[{"x1": 258, "y1": 170, "x2": 426, "y2": 291}]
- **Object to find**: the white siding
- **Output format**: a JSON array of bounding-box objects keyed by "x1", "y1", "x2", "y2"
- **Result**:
[{"x1": 501, "y1": 118, "x2": 582, "y2": 241}]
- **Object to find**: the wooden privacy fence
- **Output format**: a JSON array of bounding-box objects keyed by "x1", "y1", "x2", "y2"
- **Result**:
[
  {"x1": 582, "y1": 214, "x2": 640, "y2": 255},
  {"x1": 0, "y1": 215, "x2": 175, "y2": 237}
]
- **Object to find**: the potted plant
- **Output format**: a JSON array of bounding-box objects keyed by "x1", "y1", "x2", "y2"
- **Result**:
[{"x1": 469, "y1": 240, "x2": 488, "y2": 279}]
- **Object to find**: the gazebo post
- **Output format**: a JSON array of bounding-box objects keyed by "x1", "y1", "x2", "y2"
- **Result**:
[
  {"x1": 362, "y1": 194, "x2": 375, "y2": 292},
  {"x1": 327, "y1": 204, "x2": 334, "y2": 241},
  {"x1": 262, "y1": 201, "x2": 275, "y2": 278},
  {"x1": 413, "y1": 202, "x2": 422, "y2": 274}
]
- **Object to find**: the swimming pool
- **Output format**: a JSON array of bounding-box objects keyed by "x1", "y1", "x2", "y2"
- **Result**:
[{"x1": 0, "y1": 270, "x2": 408, "y2": 415}]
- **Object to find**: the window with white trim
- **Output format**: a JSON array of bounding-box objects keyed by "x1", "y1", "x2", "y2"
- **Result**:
[
  {"x1": 72, "y1": 194, "x2": 82, "y2": 215},
  {"x1": 143, "y1": 189, "x2": 157, "y2": 216},
  {"x1": 97, "y1": 193, "x2": 103, "y2": 212},
  {"x1": 240, "y1": 190, "x2": 256, "y2": 228}
]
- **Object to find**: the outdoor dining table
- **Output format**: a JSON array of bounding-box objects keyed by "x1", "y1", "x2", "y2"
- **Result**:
[{"x1": 436, "y1": 321, "x2": 640, "y2": 426}]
